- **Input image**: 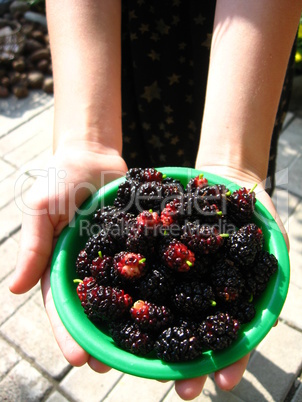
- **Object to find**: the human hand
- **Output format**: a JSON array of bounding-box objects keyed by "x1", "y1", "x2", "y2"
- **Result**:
[
  {"x1": 10, "y1": 159, "x2": 287, "y2": 400},
  {"x1": 9, "y1": 142, "x2": 128, "y2": 371},
  {"x1": 174, "y1": 164, "x2": 289, "y2": 400}
]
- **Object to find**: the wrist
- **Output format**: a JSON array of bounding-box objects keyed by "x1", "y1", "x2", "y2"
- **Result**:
[
  {"x1": 195, "y1": 129, "x2": 270, "y2": 187},
  {"x1": 194, "y1": 161, "x2": 266, "y2": 190},
  {"x1": 52, "y1": 143, "x2": 128, "y2": 191},
  {"x1": 54, "y1": 130, "x2": 123, "y2": 158}
]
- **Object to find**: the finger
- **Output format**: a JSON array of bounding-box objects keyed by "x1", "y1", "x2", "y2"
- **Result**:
[
  {"x1": 174, "y1": 375, "x2": 208, "y2": 400},
  {"x1": 214, "y1": 353, "x2": 250, "y2": 391},
  {"x1": 88, "y1": 357, "x2": 112, "y2": 374},
  {"x1": 10, "y1": 211, "x2": 55, "y2": 294},
  {"x1": 41, "y1": 266, "x2": 89, "y2": 367},
  {"x1": 254, "y1": 188, "x2": 290, "y2": 251}
]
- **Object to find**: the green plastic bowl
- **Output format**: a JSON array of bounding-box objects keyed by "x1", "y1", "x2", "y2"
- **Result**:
[{"x1": 50, "y1": 167, "x2": 290, "y2": 380}]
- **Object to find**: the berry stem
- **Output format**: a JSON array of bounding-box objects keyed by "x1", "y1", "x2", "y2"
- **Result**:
[
  {"x1": 249, "y1": 183, "x2": 258, "y2": 193},
  {"x1": 139, "y1": 258, "x2": 146, "y2": 264},
  {"x1": 98, "y1": 250, "x2": 103, "y2": 258},
  {"x1": 220, "y1": 234, "x2": 230, "y2": 238},
  {"x1": 73, "y1": 279, "x2": 83, "y2": 284},
  {"x1": 225, "y1": 190, "x2": 231, "y2": 197},
  {"x1": 186, "y1": 260, "x2": 193, "y2": 267}
]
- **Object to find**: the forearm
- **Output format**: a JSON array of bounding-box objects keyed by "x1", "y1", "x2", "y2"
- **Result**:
[
  {"x1": 46, "y1": 0, "x2": 122, "y2": 155},
  {"x1": 196, "y1": 0, "x2": 301, "y2": 183}
]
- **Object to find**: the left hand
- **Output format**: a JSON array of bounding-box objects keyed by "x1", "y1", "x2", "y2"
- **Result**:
[{"x1": 173, "y1": 165, "x2": 288, "y2": 400}]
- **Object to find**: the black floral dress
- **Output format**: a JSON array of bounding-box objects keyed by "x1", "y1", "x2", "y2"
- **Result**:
[{"x1": 121, "y1": 0, "x2": 295, "y2": 194}]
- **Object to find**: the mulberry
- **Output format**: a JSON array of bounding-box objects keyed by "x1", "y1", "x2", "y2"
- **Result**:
[
  {"x1": 198, "y1": 312, "x2": 240, "y2": 351},
  {"x1": 75, "y1": 279, "x2": 133, "y2": 322},
  {"x1": 130, "y1": 300, "x2": 173, "y2": 332},
  {"x1": 181, "y1": 222, "x2": 225, "y2": 256},
  {"x1": 228, "y1": 223, "x2": 263, "y2": 267},
  {"x1": 163, "y1": 239, "x2": 195, "y2": 272},
  {"x1": 172, "y1": 281, "x2": 216, "y2": 318},
  {"x1": 227, "y1": 186, "x2": 256, "y2": 226},
  {"x1": 110, "y1": 320, "x2": 154, "y2": 356},
  {"x1": 155, "y1": 326, "x2": 203, "y2": 362}
]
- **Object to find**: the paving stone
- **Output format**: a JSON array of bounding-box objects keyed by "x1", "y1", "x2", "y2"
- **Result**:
[
  {"x1": 0, "y1": 158, "x2": 15, "y2": 182},
  {"x1": 19, "y1": 146, "x2": 52, "y2": 174},
  {"x1": 275, "y1": 117, "x2": 302, "y2": 198},
  {"x1": 0, "y1": 91, "x2": 53, "y2": 138},
  {"x1": 103, "y1": 374, "x2": 173, "y2": 402},
  {"x1": 0, "y1": 192, "x2": 23, "y2": 242},
  {"x1": 11, "y1": 228, "x2": 21, "y2": 243},
  {"x1": 272, "y1": 187, "x2": 301, "y2": 231},
  {"x1": 0, "y1": 122, "x2": 41, "y2": 160},
  {"x1": 45, "y1": 390, "x2": 70, "y2": 402},
  {"x1": 0, "y1": 273, "x2": 38, "y2": 325},
  {"x1": 276, "y1": 121, "x2": 302, "y2": 173},
  {"x1": 0, "y1": 127, "x2": 36, "y2": 160},
  {"x1": 0, "y1": 106, "x2": 54, "y2": 158},
  {"x1": 276, "y1": 138, "x2": 300, "y2": 173},
  {"x1": 1, "y1": 291, "x2": 70, "y2": 379},
  {"x1": 285, "y1": 116, "x2": 302, "y2": 138},
  {"x1": 0, "y1": 66, "x2": 301, "y2": 402},
  {"x1": 0, "y1": 175, "x2": 39, "y2": 242},
  {"x1": 282, "y1": 111, "x2": 295, "y2": 128},
  {"x1": 0, "y1": 170, "x2": 35, "y2": 210},
  {"x1": 289, "y1": 247, "x2": 302, "y2": 290},
  {"x1": 163, "y1": 376, "x2": 244, "y2": 402},
  {"x1": 281, "y1": 130, "x2": 302, "y2": 156},
  {"x1": 0, "y1": 359, "x2": 52, "y2": 401},
  {"x1": 287, "y1": 199, "x2": 302, "y2": 288},
  {"x1": 280, "y1": 283, "x2": 302, "y2": 331},
  {"x1": 232, "y1": 322, "x2": 302, "y2": 402},
  {"x1": 60, "y1": 365, "x2": 123, "y2": 402},
  {"x1": 276, "y1": 160, "x2": 302, "y2": 199},
  {"x1": 285, "y1": 155, "x2": 302, "y2": 198},
  {"x1": 292, "y1": 382, "x2": 302, "y2": 402},
  {"x1": 0, "y1": 237, "x2": 18, "y2": 281},
  {"x1": 0, "y1": 336, "x2": 21, "y2": 381},
  {"x1": 4, "y1": 128, "x2": 52, "y2": 169}
]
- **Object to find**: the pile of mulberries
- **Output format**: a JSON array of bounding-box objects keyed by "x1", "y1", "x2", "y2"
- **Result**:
[{"x1": 74, "y1": 168, "x2": 278, "y2": 363}]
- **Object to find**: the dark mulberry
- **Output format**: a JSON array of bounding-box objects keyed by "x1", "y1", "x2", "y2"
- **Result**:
[
  {"x1": 181, "y1": 222, "x2": 225, "y2": 256},
  {"x1": 84, "y1": 229, "x2": 119, "y2": 259},
  {"x1": 136, "y1": 265, "x2": 175, "y2": 304},
  {"x1": 228, "y1": 223, "x2": 263, "y2": 267},
  {"x1": 227, "y1": 186, "x2": 256, "y2": 226},
  {"x1": 198, "y1": 312, "x2": 240, "y2": 351},
  {"x1": 172, "y1": 281, "x2": 216, "y2": 318},
  {"x1": 110, "y1": 320, "x2": 154, "y2": 356},
  {"x1": 75, "y1": 249, "x2": 92, "y2": 279},
  {"x1": 155, "y1": 326, "x2": 203, "y2": 362},
  {"x1": 211, "y1": 258, "x2": 245, "y2": 303}
]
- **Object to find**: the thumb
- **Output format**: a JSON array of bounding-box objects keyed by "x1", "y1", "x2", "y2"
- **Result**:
[
  {"x1": 9, "y1": 211, "x2": 55, "y2": 294},
  {"x1": 9, "y1": 165, "x2": 76, "y2": 294}
]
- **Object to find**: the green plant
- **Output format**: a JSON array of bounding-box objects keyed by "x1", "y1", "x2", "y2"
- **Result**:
[{"x1": 295, "y1": 14, "x2": 302, "y2": 72}]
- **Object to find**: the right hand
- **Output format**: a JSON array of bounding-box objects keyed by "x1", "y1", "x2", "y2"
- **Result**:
[{"x1": 10, "y1": 141, "x2": 128, "y2": 369}]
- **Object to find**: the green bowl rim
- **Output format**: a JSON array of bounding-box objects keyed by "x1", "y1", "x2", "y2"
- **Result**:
[{"x1": 50, "y1": 167, "x2": 290, "y2": 380}]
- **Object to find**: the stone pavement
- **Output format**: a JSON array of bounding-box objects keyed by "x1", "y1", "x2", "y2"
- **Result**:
[{"x1": 0, "y1": 83, "x2": 302, "y2": 402}]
